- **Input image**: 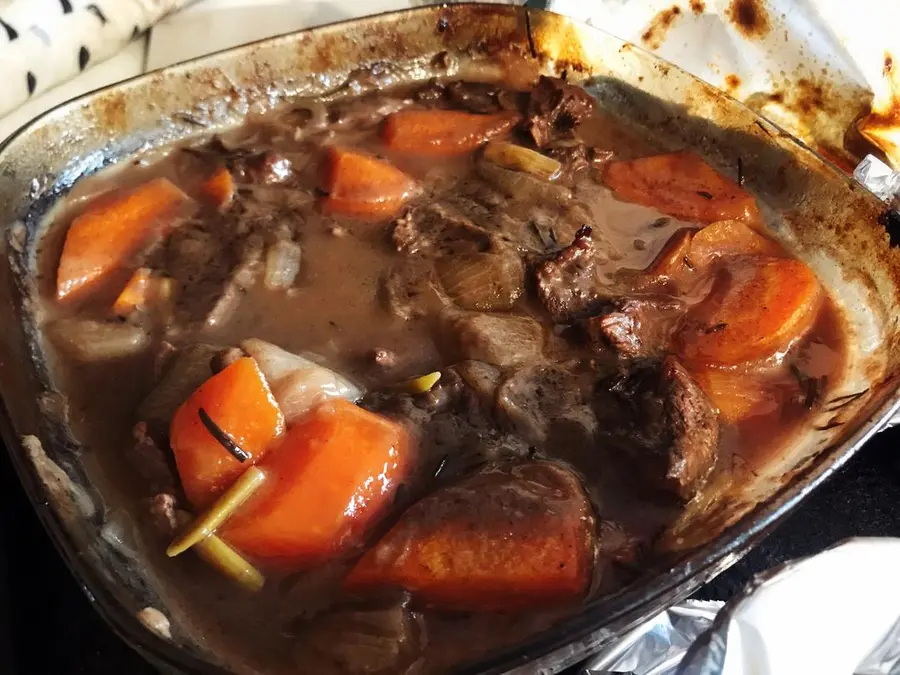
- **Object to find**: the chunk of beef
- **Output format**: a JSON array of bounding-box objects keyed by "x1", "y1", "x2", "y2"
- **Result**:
[
  {"x1": 365, "y1": 364, "x2": 528, "y2": 482},
  {"x1": 446, "y1": 81, "x2": 500, "y2": 114},
  {"x1": 583, "y1": 297, "x2": 686, "y2": 358},
  {"x1": 130, "y1": 422, "x2": 177, "y2": 493},
  {"x1": 441, "y1": 189, "x2": 548, "y2": 255},
  {"x1": 415, "y1": 80, "x2": 446, "y2": 102},
  {"x1": 147, "y1": 493, "x2": 180, "y2": 535},
  {"x1": 593, "y1": 356, "x2": 719, "y2": 500},
  {"x1": 344, "y1": 461, "x2": 596, "y2": 611},
  {"x1": 327, "y1": 94, "x2": 413, "y2": 129},
  {"x1": 392, "y1": 203, "x2": 491, "y2": 256},
  {"x1": 596, "y1": 520, "x2": 644, "y2": 566},
  {"x1": 380, "y1": 259, "x2": 449, "y2": 321},
  {"x1": 524, "y1": 76, "x2": 596, "y2": 147},
  {"x1": 536, "y1": 227, "x2": 616, "y2": 323},
  {"x1": 137, "y1": 342, "x2": 221, "y2": 431},
  {"x1": 157, "y1": 220, "x2": 260, "y2": 328},
  {"x1": 495, "y1": 364, "x2": 598, "y2": 467},
  {"x1": 293, "y1": 595, "x2": 423, "y2": 675},
  {"x1": 441, "y1": 311, "x2": 544, "y2": 368},
  {"x1": 232, "y1": 151, "x2": 293, "y2": 184},
  {"x1": 545, "y1": 141, "x2": 615, "y2": 177}
]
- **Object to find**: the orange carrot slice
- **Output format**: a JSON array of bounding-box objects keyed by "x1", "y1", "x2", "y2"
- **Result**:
[
  {"x1": 221, "y1": 399, "x2": 411, "y2": 568},
  {"x1": 200, "y1": 166, "x2": 235, "y2": 210},
  {"x1": 691, "y1": 367, "x2": 781, "y2": 423},
  {"x1": 382, "y1": 110, "x2": 520, "y2": 156},
  {"x1": 170, "y1": 357, "x2": 284, "y2": 509},
  {"x1": 604, "y1": 151, "x2": 758, "y2": 223},
  {"x1": 56, "y1": 178, "x2": 192, "y2": 301},
  {"x1": 689, "y1": 220, "x2": 783, "y2": 268},
  {"x1": 320, "y1": 147, "x2": 418, "y2": 218},
  {"x1": 678, "y1": 258, "x2": 822, "y2": 366},
  {"x1": 343, "y1": 462, "x2": 593, "y2": 611},
  {"x1": 112, "y1": 268, "x2": 152, "y2": 317}
]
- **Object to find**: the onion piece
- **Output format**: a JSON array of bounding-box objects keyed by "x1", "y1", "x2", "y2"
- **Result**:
[
  {"x1": 263, "y1": 240, "x2": 302, "y2": 291},
  {"x1": 241, "y1": 339, "x2": 363, "y2": 423},
  {"x1": 48, "y1": 318, "x2": 150, "y2": 362},
  {"x1": 483, "y1": 141, "x2": 562, "y2": 181},
  {"x1": 476, "y1": 158, "x2": 572, "y2": 205},
  {"x1": 437, "y1": 249, "x2": 525, "y2": 312}
]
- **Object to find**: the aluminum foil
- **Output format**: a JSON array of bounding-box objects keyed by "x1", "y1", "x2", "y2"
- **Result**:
[{"x1": 583, "y1": 539, "x2": 900, "y2": 675}]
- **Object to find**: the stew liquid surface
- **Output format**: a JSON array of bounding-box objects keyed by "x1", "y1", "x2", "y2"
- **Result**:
[{"x1": 37, "y1": 76, "x2": 844, "y2": 673}]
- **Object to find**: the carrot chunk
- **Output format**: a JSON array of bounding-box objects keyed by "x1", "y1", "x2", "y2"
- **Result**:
[
  {"x1": 344, "y1": 462, "x2": 593, "y2": 611},
  {"x1": 678, "y1": 258, "x2": 822, "y2": 366},
  {"x1": 691, "y1": 367, "x2": 782, "y2": 423},
  {"x1": 604, "y1": 151, "x2": 758, "y2": 223},
  {"x1": 56, "y1": 177, "x2": 192, "y2": 301},
  {"x1": 320, "y1": 147, "x2": 418, "y2": 218},
  {"x1": 382, "y1": 110, "x2": 520, "y2": 156},
  {"x1": 170, "y1": 357, "x2": 284, "y2": 509},
  {"x1": 200, "y1": 166, "x2": 235, "y2": 210},
  {"x1": 112, "y1": 268, "x2": 152, "y2": 317},
  {"x1": 222, "y1": 399, "x2": 411, "y2": 568},
  {"x1": 689, "y1": 220, "x2": 783, "y2": 268}
]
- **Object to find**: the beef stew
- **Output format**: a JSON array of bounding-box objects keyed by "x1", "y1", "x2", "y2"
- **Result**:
[{"x1": 35, "y1": 74, "x2": 845, "y2": 673}]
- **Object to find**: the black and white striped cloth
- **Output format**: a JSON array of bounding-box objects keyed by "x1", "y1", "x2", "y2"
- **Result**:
[{"x1": 0, "y1": 0, "x2": 191, "y2": 118}]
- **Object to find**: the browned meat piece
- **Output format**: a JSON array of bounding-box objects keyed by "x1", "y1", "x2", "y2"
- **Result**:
[
  {"x1": 392, "y1": 203, "x2": 490, "y2": 257},
  {"x1": 545, "y1": 141, "x2": 614, "y2": 177},
  {"x1": 370, "y1": 348, "x2": 398, "y2": 370},
  {"x1": 158, "y1": 220, "x2": 262, "y2": 327},
  {"x1": 446, "y1": 81, "x2": 500, "y2": 113},
  {"x1": 452, "y1": 360, "x2": 504, "y2": 408},
  {"x1": 147, "y1": 492, "x2": 180, "y2": 535},
  {"x1": 137, "y1": 343, "x2": 221, "y2": 430},
  {"x1": 495, "y1": 364, "x2": 598, "y2": 467},
  {"x1": 594, "y1": 356, "x2": 719, "y2": 500},
  {"x1": 524, "y1": 76, "x2": 596, "y2": 147},
  {"x1": 380, "y1": 259, "x2": 449, "y2": 320},
  {"x1": 583, "y1": 297, "x2": 686, "y2": 358},
  {"x1": 536, "y1": 227, "x2": 615, "y2": 323},
  {"x1": 441, "y1": 311, "x2": 544, "y2": 368},
  {"x1": 415, "y1": 80, "x2": 446, "y2": 102},
  {"x1": 365, "y1": 364, "x2": 529, "y2": 482},
  {"x1": 233, "y1": 151, "x2": 293, "y2": 184},
  {"x1": 130, "y1": 422, "x2": 177, "y2": 493},
  {"x1": 293, "y1": 595, "x2": 423, "y2": 675},
  {"x1": 596, "y1": 520, "x2": 644, "y2": 566}
]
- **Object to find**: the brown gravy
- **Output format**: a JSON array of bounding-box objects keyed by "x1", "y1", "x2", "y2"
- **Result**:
[{"x1": 35, "y1": 77, "x2": 845, "y2": 674}]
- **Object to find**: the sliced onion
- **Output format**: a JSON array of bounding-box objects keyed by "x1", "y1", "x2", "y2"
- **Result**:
[
  {"x1": 48, "y1": 318, "x2": 150, "y2": 362},
  {"x1": 437, "y1": 249, "x2": 525, "y2": 312},
  {"x1": 483, "y1": 141, "x2": 562, "y2": 182},
  {"x1": 476, "y1": 158, "x2": 572, "y2": 205},
  {"x1": 241, "y1": 339, "x2": 363, "y2": 423},
  {"x1": 263, "y1": 240, "x2": 302, "y2": 291}
]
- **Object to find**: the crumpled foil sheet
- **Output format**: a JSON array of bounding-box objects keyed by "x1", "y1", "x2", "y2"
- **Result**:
[
  {"x1": 583, "y1": 539, "x2": 900, "y2": 675},
  {"x1": 854, "y1": 155, "x2": 900, "y2": 204},
  {"x1": 581, "y1": 601, "x2": 722, "y2": 675}
]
